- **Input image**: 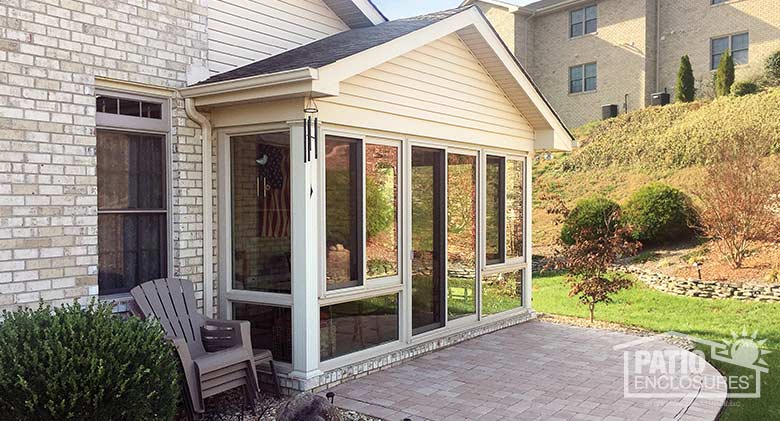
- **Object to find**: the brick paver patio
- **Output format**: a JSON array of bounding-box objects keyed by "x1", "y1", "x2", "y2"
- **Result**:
[{"x1": 324, "y1": 320, "x2": 726, "y2": 420}]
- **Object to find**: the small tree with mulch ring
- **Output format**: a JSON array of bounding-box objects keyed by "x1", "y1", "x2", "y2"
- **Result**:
[{"x1": 544, "y1": 194, "x2": 641, "y2": 322}]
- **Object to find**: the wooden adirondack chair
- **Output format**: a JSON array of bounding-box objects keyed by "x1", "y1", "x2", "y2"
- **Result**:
[{"x1": 130, "y1": 278, "x2": 259, "y2": 418}]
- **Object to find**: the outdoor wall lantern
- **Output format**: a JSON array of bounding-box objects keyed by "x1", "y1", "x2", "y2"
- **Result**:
[{"x1": 303, "y1": 98, "x2": 319, "y2": 163}]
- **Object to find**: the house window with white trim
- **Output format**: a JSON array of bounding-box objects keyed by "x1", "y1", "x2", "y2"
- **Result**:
[
  {"x1": 95, "y1": 92, "x2": 170, "y2": 296},
  {"x1": 569, "y1": 63, "x2": 597, "y2": 94},
  {"x1": 485, "y1": 155, "x2": 526, "y2": 266},
  {"x1": 711, "y1": 33, "x2": 749, "y2": 70},
  {"x1": 570, "y1": 5, "x2": 597, "y2": 38}
]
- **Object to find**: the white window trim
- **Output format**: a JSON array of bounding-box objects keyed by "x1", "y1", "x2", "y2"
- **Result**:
[
  {"x1": 569, "y1": 4, "x2": 598, "y2": 39},
  {"x1": 569, "y1": 62, "x2": 598, "y2": 94},
  {"x1": 95, "y1": 88, "x2": 173, "y2": 297}
]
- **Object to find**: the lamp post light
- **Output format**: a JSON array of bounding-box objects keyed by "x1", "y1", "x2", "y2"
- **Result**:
[{"x1": 693, "y1": 261, "x2": 703, "y2": 280}]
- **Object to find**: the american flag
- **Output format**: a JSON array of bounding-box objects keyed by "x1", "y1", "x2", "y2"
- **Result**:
[{"x1": 257, "y1": 144, "x2": 290, "y2": 238}]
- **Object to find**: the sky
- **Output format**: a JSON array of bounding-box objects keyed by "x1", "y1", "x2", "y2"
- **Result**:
[{"x1": 372, "y1": 0, "x2": 533, "y2": 20}]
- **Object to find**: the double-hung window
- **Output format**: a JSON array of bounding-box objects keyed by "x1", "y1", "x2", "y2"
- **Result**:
[
  {"x1": 711, "y1": 33, "x2": 749, "y2": 70},
  {"x1": 95, "y1": 92, "x2": 170, "y2": 296},
  {"x1": 570, "y1": 63, "x2": 597, "y2": 94},
  {"x1": 570, "y1": 5, "x2": 597, "y2": 38}
]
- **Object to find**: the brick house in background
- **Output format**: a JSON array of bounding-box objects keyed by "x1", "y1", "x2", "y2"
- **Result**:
[{"x1": 466, "y1": 0, "x2": 780, "y2": 127}]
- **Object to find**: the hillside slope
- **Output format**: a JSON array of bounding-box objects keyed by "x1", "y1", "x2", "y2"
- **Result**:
[{"x1": 534, "y1": 88, "x2": 780, "y2": 249}]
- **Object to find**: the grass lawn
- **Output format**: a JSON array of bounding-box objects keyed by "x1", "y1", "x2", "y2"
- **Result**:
[{"x1": 533, "y1": 272, "x2": 780, "y2": 420}]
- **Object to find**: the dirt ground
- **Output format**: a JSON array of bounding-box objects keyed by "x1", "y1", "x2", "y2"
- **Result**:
[{"x1": 627, "y1": 240, "x2": 780, "y2": 284}]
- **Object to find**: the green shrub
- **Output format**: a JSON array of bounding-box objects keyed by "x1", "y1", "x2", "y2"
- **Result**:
[
  {"x1": 0, "y1": 301, "x2": 179, "y2": 421},
  {"x1": 675, "y1": 55, "x2": 696, "y2": 103},
  {"x1": 623, "y1": 183, "x2": 696, "y2": 245},
  {"x1": 731, "y1": 81, "x2": 760, "y2": 97},
  {"x1": 715, "y1": 50, "x2": 735, "y2": 97},
  {"x1": 560, "y1": 196, "x2": 622, "y2": 245},
  {"x1": 766, "y1": 51, "x2": 780, "y2": 84}
]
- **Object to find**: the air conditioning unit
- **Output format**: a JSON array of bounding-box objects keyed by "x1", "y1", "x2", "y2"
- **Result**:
[{"x1": 651, "y1": 92, "x2": 671, "y2": 106}]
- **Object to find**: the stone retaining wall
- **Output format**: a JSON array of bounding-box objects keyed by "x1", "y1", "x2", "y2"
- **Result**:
[{"x1": 619, "y1": 266, "x2": 780, "y2": 302}]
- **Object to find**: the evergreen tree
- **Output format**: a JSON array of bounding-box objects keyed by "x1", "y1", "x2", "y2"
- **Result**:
[
  {"x1": 715, "y1": 50, "x2": 735, "y2": 97},
  {"x1": 675, "y1": 55, "x2": 696, "y2": 102}
]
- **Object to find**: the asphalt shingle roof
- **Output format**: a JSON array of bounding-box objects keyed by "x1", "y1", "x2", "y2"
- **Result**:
[{"x1": 195, "y1": 7, "x2": 468, "y2": 86}]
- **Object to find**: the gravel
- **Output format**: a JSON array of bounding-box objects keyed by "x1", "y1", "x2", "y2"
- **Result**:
[{"x1": 198, "y1": 389, "x2": 383, "y2": 421}]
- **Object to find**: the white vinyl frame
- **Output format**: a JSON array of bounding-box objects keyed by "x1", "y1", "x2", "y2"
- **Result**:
[
  {"x1": 94, "y1": 88, "x2": 174, "y2": 300},
  {"x1": 217, "y1": 123, "x2": 295, "y2": 371}
]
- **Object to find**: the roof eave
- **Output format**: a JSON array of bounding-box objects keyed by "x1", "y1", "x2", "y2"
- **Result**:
[{"x1": 180, "y1": 68, "x2": 340, "y2": 107}]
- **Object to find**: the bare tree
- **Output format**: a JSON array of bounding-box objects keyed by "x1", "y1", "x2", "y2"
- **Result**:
[{"x1": 694, "y1": 129, "x2": 780, "y2": 268}]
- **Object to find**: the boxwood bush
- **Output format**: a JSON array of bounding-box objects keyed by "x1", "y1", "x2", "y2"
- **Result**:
[
  {"x1": 0, "y1": 301, "x2": 179, "y2": 421},
  {"x1": 560, "y1": 196, "x2": 622, "y2": 245},
  {"x1": 623, "y1": 183, "x2": 696, "y2": 245}
]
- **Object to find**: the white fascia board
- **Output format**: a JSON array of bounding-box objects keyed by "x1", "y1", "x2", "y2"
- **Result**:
[
  {"x1": 317, "y1": 6, "x2": 572, "y2": 151},
  {"x1": 351, "y1": 0, "x2": 387, "y2": 24},
  {"x1": 467, "y1": 14, "x2": 573, "y2": 151},
  {"x1": 179, "y1": 68, "x2": 329, "y2": 100},
  {"x1": 317, "y1": 8, "x2": 480, "y2": 83},
  {"x1": 460, "y1": 0, "x2": 520, "y2": 12}
]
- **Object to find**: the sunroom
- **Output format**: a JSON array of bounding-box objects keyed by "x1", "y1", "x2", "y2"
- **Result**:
[{"x1": 180, "y1": 6, "x2": 572, "y2": 392}]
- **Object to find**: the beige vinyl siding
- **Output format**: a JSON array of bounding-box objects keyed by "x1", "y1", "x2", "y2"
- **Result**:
[
  {"x1": 321, "y1": 34, "x2": 534, "y2": 144},
  {"x1": 208, "y1": 0, "x2": 349, "y2": 74}
]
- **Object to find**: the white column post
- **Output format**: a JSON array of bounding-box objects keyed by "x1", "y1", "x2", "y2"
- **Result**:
[
  {"x1": 524, "y1": 154, "x2": 534, "y2": 310},
  {"x1": 288, "y1": 120, "x2": 322, "y2": 381}
]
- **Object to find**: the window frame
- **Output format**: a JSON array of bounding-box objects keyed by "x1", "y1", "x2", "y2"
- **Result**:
[
  {"x1": 710, "y1": 32, "x2": 749, "y2": 70},
  {"x1": 319, "y1": 130, "x2": 405, "y2": 302},
  {"x1": 95, "y1": 89, "x2": 173, "y2": 298},
  {"x1": 569, "y1": 4, "x2": 598, "y2": 38},
  {"x1": 483, "y1": 152, "x2": 528, "y2": 272},
  {"x1": 569, "y1": 62, "x2": 597, "y2": 94}
]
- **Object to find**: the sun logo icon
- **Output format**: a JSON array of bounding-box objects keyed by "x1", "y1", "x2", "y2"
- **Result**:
[{"x1": 722, "y1": 328, "x2": 771, "y2": 369}]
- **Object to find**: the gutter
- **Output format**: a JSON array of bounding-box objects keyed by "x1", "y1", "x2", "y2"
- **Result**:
[
  {"x1": 184, "y1": 98, "x2": 214, "y2": 318},
  {"x1": 179, "y1": 68, "x2": 319, "y2": 99}
]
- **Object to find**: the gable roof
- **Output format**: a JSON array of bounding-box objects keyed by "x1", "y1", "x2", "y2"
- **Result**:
[
  {"x1": 182, "y1": 6, "x2": 573, "y2": 151},
  {"x1": 196, "y1": 8, "x2": 463, "y2": 86}
]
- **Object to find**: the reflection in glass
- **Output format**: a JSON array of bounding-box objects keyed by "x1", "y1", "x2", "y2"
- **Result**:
[
  {"x1": 506, "y1": 159, "x2": 525, "y2": 259},
  {"x1": 231, "y1": 132, "x2": 292, "y2": 293},
  {"x1": 325, "y1": 136, "x2": 363, "y2": 290},
  {"x1": 447, "y1": 154, "x2": 477, "y2": 320},
  {"x1": 365, "y1": 144, "x2": 398, "y2": 279},
  {"x1": 411, "y1": 147, "x2": 446, "y2": 334},
  {"x1": 485, "y1": 156, "x2": 505, "y2": 265},
  {"x1": 482, "y1": 270, "x2": 523, "y2": 316},
  {"x1": 97, "y1": 132, "x2": 164, "y2": 210},
  {"x1": 233, "y1": 303, "x2": 292, "y2": 363},
  {"x1": 320, "y1": 294, "x2": 399, "y2": 361}
]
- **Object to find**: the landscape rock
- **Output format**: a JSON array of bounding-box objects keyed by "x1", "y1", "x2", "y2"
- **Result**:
[{"x1": 277, "y1": 392, "x2": 342, "y2": 421}]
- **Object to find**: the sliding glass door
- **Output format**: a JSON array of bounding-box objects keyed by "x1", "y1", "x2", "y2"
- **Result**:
[{"x1": 411, "y1": 146, "x2": 446, "y2": 335}]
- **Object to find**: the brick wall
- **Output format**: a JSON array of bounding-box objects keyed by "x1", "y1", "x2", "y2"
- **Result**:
[
  {"x1": 657, "y1": 0, "x2": 780, "y2": 98},
  {"x1": 0, "y1": 0, "x2": 212, "y2": 313},
  {"x1": 528, "y1": 0, "x2": 652, "y2": 128}
]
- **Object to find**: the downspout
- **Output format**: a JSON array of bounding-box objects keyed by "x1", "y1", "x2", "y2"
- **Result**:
[
  {"x1": 655, "y1": 0, "x2": 661, "y2": 92},
  {"x1": 184, "y1": 98, "x2": 214, "y2": 318}
]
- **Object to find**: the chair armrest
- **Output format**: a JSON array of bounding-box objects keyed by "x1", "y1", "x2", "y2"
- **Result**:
[{"x1": 202, "y1": 319, "x2": 251, "y2": 352}]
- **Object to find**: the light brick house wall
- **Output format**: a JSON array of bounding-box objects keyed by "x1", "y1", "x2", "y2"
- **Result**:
[
  {"x1": 0, "y1": 0, "x2": 211, "y2": 313},
  {"x1": 528, "y1": 0, "x2": 654, "y2": 128},
  {"x1": 657, "y1": 0, "x2": 780, "y2": 97},
  {"x1": 474, "y1": 0, "x2": 780, "y2": 129}
]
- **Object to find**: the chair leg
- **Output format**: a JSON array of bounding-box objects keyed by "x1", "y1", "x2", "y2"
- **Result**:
[{"x1": 269, "y1": 360, "x2": 282, "y2": 398}]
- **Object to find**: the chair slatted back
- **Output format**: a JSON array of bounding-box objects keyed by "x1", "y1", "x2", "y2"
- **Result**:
[{"x1": 131, "y1": 278, "x2": 206, "y2": 356}]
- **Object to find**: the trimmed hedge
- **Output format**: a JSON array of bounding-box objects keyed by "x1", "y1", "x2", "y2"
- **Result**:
[
  {"x1": 0, "y1": 301, "x2": 180, "y2": 421},
  {"x1": 560, "y1": 196, "x2": 622, "y2": 245},
  {"x1": 623, "y1": 183, "x2": 696, "y2": 245}
]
